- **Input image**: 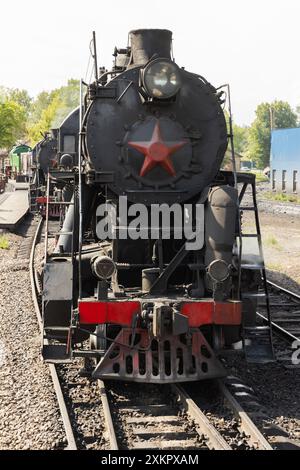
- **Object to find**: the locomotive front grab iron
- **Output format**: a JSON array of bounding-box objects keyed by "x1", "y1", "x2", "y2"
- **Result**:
[{"x1": 41, "y1": 29, "x2": 273, "y2": 382}]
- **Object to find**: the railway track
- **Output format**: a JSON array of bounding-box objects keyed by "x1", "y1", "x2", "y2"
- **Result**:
[
  {"x1": 29, "y1": 216, "x2": 77, "y2": 450},
  {"x1": 254, "y1": 279, "x2": 300, "y2": 368},
  {"x1": 263, "y1": 280, "x2": 300, "y2": 344},
  {"x1": 100, "y1": 379, "x2": 272, "y2": 450},
  {"x1": 255, "y1": 280, "x2": 300, "y2": 371}
]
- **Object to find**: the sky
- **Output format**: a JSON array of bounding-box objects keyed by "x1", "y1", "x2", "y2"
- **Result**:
[{"x1": 0, "y1": 0, "x2": 300, "y2": 125}]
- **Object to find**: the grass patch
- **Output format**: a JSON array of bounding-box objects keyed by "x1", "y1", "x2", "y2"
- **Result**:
[
  {"x1": 0, "y1": 235, "x2": 9, "y2": 250},
  {"x1": 264, "y1": 192, "x2": 300, "y2": 203},
  {"x1": 264, "y1": 235, "x2": 283, "y2": 251},
  {"x1": 265, "y1": 235, "x2": 278, "y2": 246},
  {"x1": 253, "y1": 171, "x2": 269, "y2": 183},
  {"x1": 267, "y1": 263, "x2": 283, "y2": 272}
]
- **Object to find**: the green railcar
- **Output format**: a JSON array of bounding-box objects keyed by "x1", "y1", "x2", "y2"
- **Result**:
[{"x1": 9, "y1": 144, "x2": 32, "y2": 172}]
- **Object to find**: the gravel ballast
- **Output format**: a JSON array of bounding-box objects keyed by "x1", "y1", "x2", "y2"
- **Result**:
[
  {"x1": 224, "y1": 352, "x2": 300, "y2": 446},
  {"x1": 0, "y1": 229, "x2": 66, "y2": 450}
]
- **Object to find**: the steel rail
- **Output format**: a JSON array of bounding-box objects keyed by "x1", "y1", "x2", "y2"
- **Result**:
[
  {"x1": 29, "y1": 217, "x2": 77, "y2": 450},
  {"x1": 95, "y1": 376, "x2": 272, "y2": 451},
  {"x1": 171, "y1": 384, "x2": 232, "y2": 450},
  {"x1": 257, "y1": 312, "x2": 299, "y2": 344},
  {"x1": 98, "y1": 380, "x2": 118, "y2": 450},
  {"x1": 29, "y1": 217, "x2": 44, "y2": 330},
  {"x1": 267, "y1": 280, "x2": 300, "y2": 302},
  {"x1": 104, "y1": 380, "x2": 232, "y2": 450},
  {"x1": 217, "y1": 380, "x2": 273, "y2": 450},
  {"x1": 258, "y1": 281, "x2": 300, "y2": 344}
]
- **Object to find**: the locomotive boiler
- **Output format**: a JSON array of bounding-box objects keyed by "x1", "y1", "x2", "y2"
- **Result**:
[{"x1": 41, "y1": 29, "x2": 272, "y2": 382}]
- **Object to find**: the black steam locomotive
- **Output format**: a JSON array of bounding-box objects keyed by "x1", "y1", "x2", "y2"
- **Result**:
[
  {"x1": 41, "y1": 29, "x2": 273, "y2": 382},
  {"x1": 30, "y1": 107, "x2": 79, "y2": 217}
]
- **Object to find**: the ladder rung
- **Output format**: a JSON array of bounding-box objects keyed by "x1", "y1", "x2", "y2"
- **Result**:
[
  {"x1": 241, "y1": 263, "x2": 263, "y2": 270},
  {"x1": 241, "y1": 234, "x2": 259, "y2": 238},
  {"x1": 242, "y1": 292, "x2": 266, "y2": 298},
  {"x1": 49, "y1": 231, "x2": 73, "y2": 236},
  {"x1": 239, "y1": 206, "x2": 257, "y2": 211},
  {"x1": 45, "y1": 327, "x2": 70, "y2": 332},
  {"x1": 244, "y1": 326, "x2": 271, "y2": 332},
  {"x1": 48, "y1": 201, "x2": 74, "y2": 205}
]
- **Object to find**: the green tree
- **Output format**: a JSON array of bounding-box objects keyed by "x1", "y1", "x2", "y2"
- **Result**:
[
  {"x1": 28, "y1": 90, "x2": 53, "y2": 126},
  {"x1": 0, "y1": 100, "x2": 26, "y2": 148},
  {"x1": 7, "y1": 88, "x2": 32, "y2": 112},
  {"x1": 0, "y1": 87, "x2": 31, "y2": 112},
  {"x1": 27, "y1": 79, "x2": 80, "y2": 145},
  {"x1": 224, "y1": 111, "x2": 249, "y2": 156},
  {"x1": 247, "y1": 101, "x2": 297, "y2": 168},
  {"x1": 27, "y1": 93, "x2": 63, "y2": 144},
  {"x1": 232, "y1": 123, "x2": 249, "y2": 155},
  {"x1": 50, "y1": 79, "x2": 80, "y2": 128}
]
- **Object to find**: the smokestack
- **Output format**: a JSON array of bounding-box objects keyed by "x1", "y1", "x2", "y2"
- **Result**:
[{"x1": 129, "y1": 29, "x2": 172, "y2": 66}]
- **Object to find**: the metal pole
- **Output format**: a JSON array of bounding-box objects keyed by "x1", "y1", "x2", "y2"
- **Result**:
[
  {"x1": 269, "y1": 106, "x2": 273, "y2": 130},
  {"x1": 92, "y1": 31, "x2": 99, "y2": 82},
  {"x1": 44, "y1": 172, "x2": 50, "y2": 262},
  {"x1": 78, "y1": 80, "x2": 83, "y2": 299},
  {"x1": 226, "y1": 84, "x2": 237, "y2": 188},
  {"x1": 225, "y1": 84, "x2": 242, "y2": 299}
]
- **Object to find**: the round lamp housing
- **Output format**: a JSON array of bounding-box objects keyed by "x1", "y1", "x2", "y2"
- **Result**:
[
  {"x1": 207, "y1": 259, "x2": 230, "y2": 283},
  {"x1": 142, "y1": 58, "x2": 181, "y2": 99}
]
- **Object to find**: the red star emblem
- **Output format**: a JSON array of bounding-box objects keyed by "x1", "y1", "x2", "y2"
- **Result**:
[{"x1": 128, "y1": 121, "x2": 187, "y2": 177}]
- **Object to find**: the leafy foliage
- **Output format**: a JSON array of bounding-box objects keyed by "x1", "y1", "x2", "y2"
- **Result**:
[
  {"x1": 224, "y1": 111, "x2": 249, "y2": 151},
  {"x1": 232, "y1": 123, "x2": 249, "y2": 154},
  {"x1": 0, "y1": 88, "x2": 29, "y2": 149},
  {"x1": 0, "y1": 100, "x2": 26, "y2": 148},
  {"x1": 6, "y1": 88, "x2": 32, "y2": 112},
  {"x1": 27, "y1": 92, "x2": 63, "y2": 144},
  {"x1": 27, "y1": 90, "x2": 53, "y2": 125},
  {"x1": 0, "y1": 235, "x2": 9, "y2": 250},
  {"x1": 0, "y1": 80, "x2": 80, "y2": 149},
  {"x1": 27, "y1": 79, "x2": 80, "y2": 145}
]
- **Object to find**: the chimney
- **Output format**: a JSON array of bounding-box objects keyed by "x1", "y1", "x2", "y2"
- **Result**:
[{"x1": 129, "y1": 29, "x2": 172, "y2": 66}]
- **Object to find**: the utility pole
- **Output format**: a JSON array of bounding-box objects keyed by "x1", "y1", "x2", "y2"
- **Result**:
[
  {"x1": 269, "y1": 105, "x2": 274, "y2": 175},
  {"x1": 269, "y1": 106, "x2": 274, "y2": 130}
]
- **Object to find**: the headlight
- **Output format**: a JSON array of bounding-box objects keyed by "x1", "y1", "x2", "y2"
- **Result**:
[
  {"x1": 207, "y1": 260, "x2": 230, "y2": 282},
  {"x1": 91, "y1": 255, "x2": 116, "y2": 280},
  {"x1": 142, "y1": 59, "x2": 181, "y2": 99}
]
